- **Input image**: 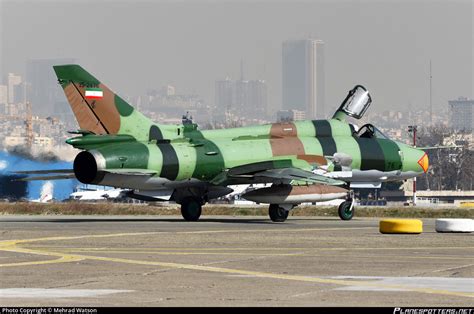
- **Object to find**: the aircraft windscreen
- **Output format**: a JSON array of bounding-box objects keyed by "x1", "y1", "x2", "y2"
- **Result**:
[
  {"x1": 356, "y1": 124, "x2": 390, "y2": 140},
  {"x1": 374, "y1": 127, "x2": 390, "y2": 140}
]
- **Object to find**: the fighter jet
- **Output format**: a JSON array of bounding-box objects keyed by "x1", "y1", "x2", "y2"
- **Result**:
[{"x1": 18, "y1": 65, "x2": 429, "y2": 222}]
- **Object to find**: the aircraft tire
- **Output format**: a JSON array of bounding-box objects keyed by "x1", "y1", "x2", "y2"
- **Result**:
[
  {"x1": 379, "y1": 219, "x2": 423, "y2": 234},
  {"x1": 181, "y1": 197, "x2": 202, "y2": 221},
  {"x1": 338, "y1": 201, "x2": 354, "y2": 220},
  {"x1": 435, "y1": 219, "x2": 473, "y2": 233},
  {"x1": 269, "y1": 204, "x2": 289, "y2": 222}
]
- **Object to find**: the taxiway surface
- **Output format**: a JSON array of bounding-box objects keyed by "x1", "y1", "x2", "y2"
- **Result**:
[{"x1": 0, "y1": 215, "x2": 472, "y2": 306}]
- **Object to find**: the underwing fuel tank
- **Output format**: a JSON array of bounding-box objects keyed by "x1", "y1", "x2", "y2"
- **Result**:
[{"x1": 241, "y1": 184, "x2": 347, "y2": 204}]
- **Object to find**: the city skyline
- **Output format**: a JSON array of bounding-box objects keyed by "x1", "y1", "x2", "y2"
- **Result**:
[
  {"x1": 0, "y1": 58, "x2": 471, "y2": 130},
  {"x1": 0, "y1": 0, "x2": 472, "y2": 117}
]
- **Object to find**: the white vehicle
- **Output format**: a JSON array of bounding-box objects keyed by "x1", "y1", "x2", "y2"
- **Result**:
[
  {"x1": 31, "y1": 193, "x2": 53, "y2": 203},
  {"x1": 69, "y1": 187, "x2": 128, "y2": 201}
]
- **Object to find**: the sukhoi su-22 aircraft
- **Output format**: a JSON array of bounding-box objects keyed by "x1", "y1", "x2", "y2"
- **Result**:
[{"x1": 19, "y1": 65, "x2": 429, "y2": 222}]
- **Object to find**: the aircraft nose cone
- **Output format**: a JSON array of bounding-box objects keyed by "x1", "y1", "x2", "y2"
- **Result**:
[
  {"x1": 400, "y1": 145, "x2": 429, "y2": 173},
  {"x1": 417, "y1": 152, "x2": 429, "y2": 173}
]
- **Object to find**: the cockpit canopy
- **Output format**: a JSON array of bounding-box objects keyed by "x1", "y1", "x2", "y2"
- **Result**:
[{"x1": 338, "y1": 85, "x2": 372, "y2": 119}]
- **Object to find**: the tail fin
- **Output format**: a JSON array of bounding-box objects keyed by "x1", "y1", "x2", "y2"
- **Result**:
[{"x1": 53, "y1": 64, "x2": 156, "y2": 140}]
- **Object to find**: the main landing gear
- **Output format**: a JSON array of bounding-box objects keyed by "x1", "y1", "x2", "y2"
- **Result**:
[
  {"x1": 269, "y1": 204, "x2": 292, "y2": 222},
  {"x1": 180, "y1": 197, "x2": 203, "y2": 221},
  {"x1": 338, "y1": 192, "x2": 355, "y2": 221}
]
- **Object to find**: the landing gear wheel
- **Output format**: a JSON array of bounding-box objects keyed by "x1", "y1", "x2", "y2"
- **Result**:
[
  {"x1": 338, "y1": 200, "x2": 354, "y2": 220},
  {"x1": 181, "y1": 197, "x2": 202, "y2": 221},
  {"x1": 269, "y1": 204, "x2": 289, "y2": 222}
]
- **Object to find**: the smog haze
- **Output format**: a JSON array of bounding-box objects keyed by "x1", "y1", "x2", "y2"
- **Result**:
[{"x1": 0, "y1": 0, "x2": 472, "y2": 116}]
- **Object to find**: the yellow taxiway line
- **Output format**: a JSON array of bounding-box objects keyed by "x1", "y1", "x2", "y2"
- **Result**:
[
  {"x1": 23, "y1": 246, "x2": 474, "y2": 251},
  {"x1": 0, "y1": 226, "x2": 375, "y2": 246},
  {"x1": 28, "y1": 249, "x2": 474, "y2": 261},
  {"x1": 0, "y1": 255, "x2": 84, "y2": 267}
]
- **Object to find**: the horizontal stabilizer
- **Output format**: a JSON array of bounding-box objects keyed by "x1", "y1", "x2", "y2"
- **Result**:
[
  {"x1": 68, "y1": 129, "x2": 95, "y2": 135},
  {"x1": 15, "y1": 174, "x2": 76, "y2": 181}
]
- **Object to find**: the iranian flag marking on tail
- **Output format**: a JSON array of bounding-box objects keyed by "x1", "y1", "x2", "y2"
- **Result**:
[{"x1": 85, "y1": 88, "x2": 103, "y2": 99}]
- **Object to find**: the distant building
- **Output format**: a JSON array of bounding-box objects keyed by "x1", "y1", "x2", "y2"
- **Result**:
[
  {"x1": 215, "y1": 77, "x2": 235, "y2": 112},
  {"x1": 0, "y1": 85, "x2": 7, "y2": 105},
  {"x1": 144, "y1": 85, "x2": 207, "y2": 124},
  {"x1": 26, "y1": 58, "x2": 76, "y2": 120},
  {"x1": 248, "y1": 80, "x2": 268, "y2": 117},
  {"x1": 4, "y1": 136, "x2": 26, "y2": 147},
  {"x1": 4, "y1": 135, "x2": 54, "y2": 150},
  {"x1": 276, "y1": 110, "x2": 306, "y2": 122},
  {"x1": 215, "y1": 77, "x2": 268, "y2": 119},
  {"x1": 7, "y1": 73, "x2": 22, "y2": 104},
  {"x1": 282, "y1": 39, "x2": 325, "y2": 119},
  {"x1": 381, "y1": 190, "x2": 474, "y2": 207},
  {"x1": 449, "y1": 97, "x2": 473, "y2": 133},
  {"x1": 33, "y1": 136, "x2": 54, "y2": 149},
  {"x1": 161, "y1": 85, "x2": 176, "y2": 96}
]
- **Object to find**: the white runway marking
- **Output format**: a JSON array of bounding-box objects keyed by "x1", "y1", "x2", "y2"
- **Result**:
[
  {"x1": 0, "y1": 288, "x2": 132, "y2": 298},
  {"x1": 332, "y1": 276, "x2": 474, "y2": 293}
]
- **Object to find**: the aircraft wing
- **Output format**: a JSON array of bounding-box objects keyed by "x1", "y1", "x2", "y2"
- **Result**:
[
  {"x1": 254, "y1": 168, "x2": 344, "y2": 185},
  {"x1": 12, "y1": 169, "x2": 75, "y2": 181},
  {"x1": 14, "y1": 169, "x2": 74, "y2": 174},
  {"x1": 211, "y1": 160, "x2": 345, "y2": 186}
]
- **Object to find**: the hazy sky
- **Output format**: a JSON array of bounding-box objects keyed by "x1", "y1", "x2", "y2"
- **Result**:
[{"x1": 0, "y1": 0, "x2": 472, "y2": 117}]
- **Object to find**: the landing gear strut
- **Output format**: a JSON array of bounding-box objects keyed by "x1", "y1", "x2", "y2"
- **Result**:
[
  {"x1": 180, "y1": 197, "x2": 202, "y2": 221},
  {"x1": 338, "y1": 192, "x2": 355, "y2": 220},
  {"x1": 269, "y1": 204, "x2": 290, "y2": 222}
]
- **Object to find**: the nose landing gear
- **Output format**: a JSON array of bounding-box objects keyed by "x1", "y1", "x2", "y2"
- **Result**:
[{"x1": 338, "y1": 191, "x2": 355, "y2": 220}]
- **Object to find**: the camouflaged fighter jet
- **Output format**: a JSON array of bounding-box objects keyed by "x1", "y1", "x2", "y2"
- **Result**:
[{"x1": 18, "y1": 65, "x2": 429, "y2": 222}]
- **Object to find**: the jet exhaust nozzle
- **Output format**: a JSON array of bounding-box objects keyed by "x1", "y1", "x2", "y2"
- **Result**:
[{"x1": 73, "y1": 150, "x2": 105, "y2": 184}]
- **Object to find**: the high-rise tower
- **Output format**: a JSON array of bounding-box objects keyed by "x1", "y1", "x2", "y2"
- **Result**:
[{"x1": 282, "y1": 39, "x2": 325, "y2": 119}]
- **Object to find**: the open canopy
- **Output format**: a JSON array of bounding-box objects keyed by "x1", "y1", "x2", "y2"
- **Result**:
[{"x1": 337, "y1": 85, "x2": 372, "y2": 119}]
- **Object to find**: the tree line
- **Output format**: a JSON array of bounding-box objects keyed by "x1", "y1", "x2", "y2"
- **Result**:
[{"x1": 416, "y1": 125, "x2": 473, "y2": 191}]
